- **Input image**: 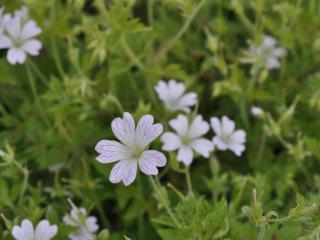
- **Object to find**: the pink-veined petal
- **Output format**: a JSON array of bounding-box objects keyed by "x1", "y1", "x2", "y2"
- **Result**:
[
  {"x1": 109, "y1": 159, "x2": 137, "y2": 186},
  {"x1": 95, "y1": 140, "x2": 131, "y2": 164},
  {"x1": 111, "y1": 112, "x2": 136, "y2": 147},
  {"x1": 135, "y1": 115, "x2": 163, "y2": 149},
  {"x1": 138, "y1": 150, "x2": 166, "y2": 175},
  {"x1": 21, "y1": 20, "x2": 42, "y2": 40},
  {"x1": 0, "y1": 34, "x2": 13, "y2": 49}
]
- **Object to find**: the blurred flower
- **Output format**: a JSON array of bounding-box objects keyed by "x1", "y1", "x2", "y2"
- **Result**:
[
  {"x1": 249, "y1": 35, "x2": 286, "y2": 70},
  {"x1": 0, "y1": 6, "x2": 42, "y2": 64},
  {"x1": 210, "y1": 116, "x2": 246, "y2": 156},
  {"x1": 95, "y1": 112, "x2": 166, "y2": 186},
  {"x1": 0, "y1": 7, "x2": 11, "y2": 33},
  {"x1": 48, "y1": 163, "x2": 65, "y2": 173},
  {"x1": 63, "y1": 208, "x2": 99, "y2": 240},
  {"x1": 14, "y1": 6, "x2": 29, "y2": 22},
  {"x1": 161, "y1": 114, "x2": 213, "y2": 166},
  {"x1": 251, "y1": 106, "x2": 264, "y2": 117},
  {"x1": 12, "y1": 219, "x2": 57, "y2": 240},
  {"x1": 155, "y1": 79, "x2": 197, "y2": 113}
]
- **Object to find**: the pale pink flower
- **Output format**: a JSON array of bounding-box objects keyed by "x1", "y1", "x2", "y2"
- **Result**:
[
  {"x1": 161, "y1": 114, "x2": 213, "y2": 166},
  {"x1": 95, "y1": 112, "x2": 166, "y2": 186},
  {"x1": 155, "y1": 80, "x2": 197, "y2": 113},
  {"x1": 210, "y1": 116, "x2": 246, "y2": 156},
  {"x1": 63, "y1": 208, "x2": 99, "y2": 240},
  {"x1": 0, "y1": 6, "x2": 42, "y2": 64}
]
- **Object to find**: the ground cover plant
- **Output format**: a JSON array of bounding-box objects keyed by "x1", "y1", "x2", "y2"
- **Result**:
[{"x1": 1, "y1": 0, "x2": 320, "y2": 239}]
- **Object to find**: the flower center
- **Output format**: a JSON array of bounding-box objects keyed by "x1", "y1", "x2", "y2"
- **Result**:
[{"x1": 131, "y1": 146, "x2": 144, "y2": 158}]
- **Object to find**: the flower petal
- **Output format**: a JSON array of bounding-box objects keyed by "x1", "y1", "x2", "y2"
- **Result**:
[
  {"x1": 169, "y1": 114, "x2": 189, "y2": 136},
  {"x1": 188, "y1": 115, "x2": 209, "y2": 139},
  {"x1": 229, "y1": 143, "x2": 245, "y2": 156},
  {"x1": 230, "y1": 130, "x2": 246, "y2": 144},
  {"x1": 12, "y1": 219, "x2": 34, "y2": 240},
  {"x1": 21, "y1": 20, "x2": 42, "y2": 40},
  {"x1": 167, "y1": 79, "x2": 185, "y2": 99},
  {"x1": 7, "y1": 48, "x2": 26, "y2": 64},
  {"x1": 6, "y1": 16, "x2": 21, "y2": 39},
  {"x1": 191, "y1": 138, "x2": 214, "y2": 158},
  {"x1": 135, "y1": 115, "x2": 163, "y2": 149},
  {"x1": 161, "y1": 132, "x2": 182, "y2": 151},
  {"x1": 210, "y1": 117, "x2": 222, "y2": 136},
  {"x1": 86, "y1": 217, "x2": 99, "y2": 233},
  {"x1": 95, "y1": 140, "x2": 131, "y2": 164},
  {"x1": 221, "y1": 116, "x2": 235, "y2": 136},
  {"x1": 0, "y1": 34, "x2": 13, "y2": 49},
  {"x1": 22, "y1": 39, "x2": 42, "y2": 56},
  {"x1": 35, "y1": 220, "x2": 58, "y2": 240},
  {"x1": 154, "y1": 80, "x2": 168, "y2": 101},
  {"x1": 176, "y1": 92, "x2": 197, "y2": 113},
  {"x1": 263, "y1": 35, "x2": 276, "y2": 47},
  {"x1": 266, "y1": 57, "x2": 280, "y2": 69},
  {"x1": 138, "y1": 150, "x2": 166, "y2": 175},
  {"x1": 109, "y1": 159, "x2": 137, "y2": 186},
  {"x1": 177, "y1": 146, "x2": 193, "y2": 166},
  {"x1": 111, "y1": 112, "x2": 136, "y2": 147},
  {"x1": 213, "y1": 136, "x2": 228, "y2": 150}
]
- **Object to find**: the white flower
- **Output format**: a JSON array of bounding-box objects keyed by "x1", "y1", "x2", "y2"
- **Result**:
[
  {"x1": 12, "y1": 219, "x2": 57, "y2": 240},
  {"x1": 14, "y1": 6, "x2": 29, "y2": 22},
  {"x1": 251, "y1": 106, "x2": 264, "y2": 117},
  {"x1": 95, "y1": 112, "x2": 166, "y2": 186},
  {"x1": 0, "y1": 7, "x2": 42, "y2": 65},
  {"x1": 210, "y1": 116, "x2": 246, "y2": 156},
  {"x1": 0, "y1": 7, "x2": 11, "y2": 33},
  {"x1": 155, "y1": 79, "x2": 197, "y2": 113},
  {"x1": 161, "y1": 114, "x2": 214, "y2": 166},
  {"x1": 63, "y1": 208, "x2": 99, "y2": 240},
  {"x1": 249, "y1": 35, "x2": 286, "y2": 70}
]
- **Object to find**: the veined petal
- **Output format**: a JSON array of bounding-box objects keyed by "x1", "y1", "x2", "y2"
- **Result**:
[
  {"x1": 21, "y1": 20, "x2": 42, "y2": 40},
  {"x1": 22, "y1": 39, "x2": 42, "y2": 56},
  {"x1": 7, "y1": 48, "x2": 26, "y2": 64},
  {"x1": 135, "y1": 115, "x2": 163, "y2": 149},
  {"x1": 191, "y1": 138, "x2": 214, "y2": 158},
  {"x1": 111, "y1": 112, "x2": 136, "y2": 147},
  {"x1": 95, "y1": 140, "x2": 131, "y2": 164},
  {"x1": 188, "y1": 115, "x2": 209, "y2": 139},
  {"x1": 138, "y1": 150, "x2": 166, "y2": 175},
  {"x1": 169, "y1": 114, "x2": 189, "y2": 136},
  {"x1": 161, "y1": 132, "x2": 182, "y2": 151},
  {"x1": 177, "y1": 146, "x2": 193, "y2": 166},
  {"x1": 34, "y1": 220, "x2": 57, "y2": 240},
  {"x1": 6, "y1": 16, "x2": 21, "y2": 39},
  {"x1": 176, "y1": 92, "x2": 197, "y2": 112},
  {"x1": 109, "y1": 159, "x2": 137, "y2": 186},
  {"x1": 0, "y1": 34, "x2": 13, "y2": 49},
  {"x1": 221, "y1": 116, "x2": 235, "y2": 136},
  {"x1": 210, "y1": 117, "x2": 222, "y2": 136}
]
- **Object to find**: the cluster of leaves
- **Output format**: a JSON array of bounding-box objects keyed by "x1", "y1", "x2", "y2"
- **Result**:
[{"x1": 1, "y1": 0, "x2": 320, "y2": 239}]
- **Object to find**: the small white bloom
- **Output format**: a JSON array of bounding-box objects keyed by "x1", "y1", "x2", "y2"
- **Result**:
[
  {"x1": 249, "y1": 35, "x2": 286, "y2": 70},
  {"x1": 251, "y1": 106, "x2": 264, "y2": 117},
  {"x1": 14, "y1": 6, "x2": 29, "y2": 22},
  {"x1": 95, "y1": 112, "x2": 166, "y2": 186},
  {"x1": 161, "y1": 114, "x2": 214, "y2": 166},
  {"x1": 63, "y1": 208, "x2": 99, "y2": 240},
  {"x1": 155, "y1": 79, "x2": 197, "y2": 113},
  {"x1": 12, "y1": 219, "x2": 57, "y2": 240},
  {"x1": 0, "y1": 7, "x2": 42, "y2": 65},
  {"x1": 210, "y1": 116, "x2": 246, "y2": 156}
]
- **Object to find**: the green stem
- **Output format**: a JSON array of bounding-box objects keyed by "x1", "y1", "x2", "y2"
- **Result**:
[
  {"x1": 147, "y1": 0, "x2": 154, "y2": 26},
  {"x1": 51, "y1": 38, "x2": 66, "y2": 78},
  {"x1": 26, "y1": 62, "x2": 50, "y2": 127},
  {"x1": 153, "y1": 0, "x2": 207, "y2": 63},
  {"x1": 13, "y1": 161, "x2": 29, "y2": 205},
  {"x1": 137, "y1": 174, "x2": 145, "y2": 240},
  {"x1": 149, "y1": 177, "x2": 181, "y2": 228},
  {"x1": 257, "y1": 226, "x2": 266, "y2": 240},
  {"x1": 185, "y1": 166, "x2": 193, "y2": 194},
  {"x1": 28, "y1": 58, "x2": 48, "y2": 85}
]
